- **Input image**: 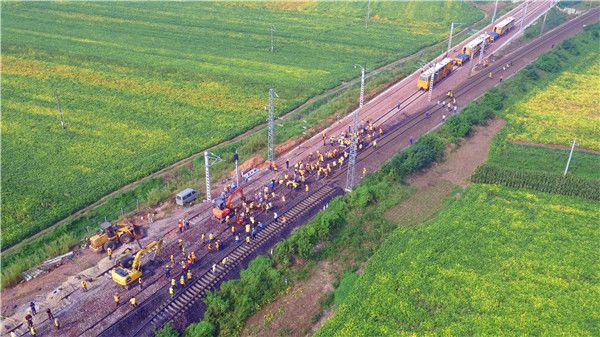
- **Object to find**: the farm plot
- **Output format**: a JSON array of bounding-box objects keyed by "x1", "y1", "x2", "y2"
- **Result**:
[
  {"x1": 316, "y1": 184, "x2": 600, "y2": 337},
  {"x1": 0, "y1": 1, "x2": 483, "y2": 248},
  {"x1": 500, "y1": 51, "x2": 600, "y2": 151}
]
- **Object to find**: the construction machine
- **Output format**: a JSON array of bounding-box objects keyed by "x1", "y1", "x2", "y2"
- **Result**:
[
  {"x1": 89, "y1": 221, "x2": 142, "y2": 253},
  {"x1": 112, "y1": 239, "x2": 163, "y2": 286},
  {"x1": 212, "y1": 188, "x2": 244, "y2": 220}
]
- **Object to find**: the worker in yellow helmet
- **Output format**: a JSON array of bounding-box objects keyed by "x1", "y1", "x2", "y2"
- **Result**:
[
  {"x1": 169, "y1": 286, "x2": 175, "y2": 297},
  {"x1": 187, "y1": 269, "x2": 193, "y2": 280},
  {"x1": 180, "y1": 275, "x2": 185, "y2": 286},
  {"x1": 129, "y1": 297, "x2": 137, "y2": 307}
]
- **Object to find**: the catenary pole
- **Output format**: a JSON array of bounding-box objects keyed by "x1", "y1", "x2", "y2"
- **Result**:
[{"x1": 345, "y1": 65, "x2": 365, "y2": 192}]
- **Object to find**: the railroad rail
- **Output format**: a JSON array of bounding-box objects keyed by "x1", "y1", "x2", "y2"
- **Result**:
[
  {"x1": 18, "y1": 5, "x2": 596, "y2": 337},
  {"x1": 96, "y1": 8, "x2": 599, "y2": 337},
  {"x1": 98, "y1": 185, "x2": 342, "y2": 337}
]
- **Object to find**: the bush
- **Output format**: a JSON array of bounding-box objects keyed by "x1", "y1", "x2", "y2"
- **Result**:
[
  {"x1": 535, "y1": 53, "x2": 563, "y2": 73},
  {"x1": 194, "y1": 256, "x2": 285, "y2": 337},
  {"x1": 560, "y1": 39, "x2": 579, "y2": 55},
  {"x1": 156, "y1": 323, "x2": 179, "y2": 337},
  {"x1": 185, "y1": 321, "x2": 216, "y2": 337},
  {"x1": 524, "y1": 64, "x2": 540, "y2": 80}
]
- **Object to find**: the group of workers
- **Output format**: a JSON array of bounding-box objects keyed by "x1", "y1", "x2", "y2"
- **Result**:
[{"x1": 16, "y1": 302, "x2": 60, "y2": 336}]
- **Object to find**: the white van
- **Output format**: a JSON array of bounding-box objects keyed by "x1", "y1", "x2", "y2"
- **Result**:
[{"x1": 176, "y1": 188, "x2": 197, "y2": 206}]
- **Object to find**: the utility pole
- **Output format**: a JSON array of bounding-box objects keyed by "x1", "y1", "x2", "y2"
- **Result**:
[
  {"x1": 270, "y1": 25, "x2": 276, "y2": 53},
  {"x1": 491, "y1": 0, "x2": 499, "y2": 24},
  {"x1": 204, "y1": 151, "x2": 222, "y2": 202},
  {"x1": 267, "y1": 88, "x2": 277, "y2": 164},
  {"x1": 520, "y1": 1, "x2": 529, "y2": 32},
  {"x1": 427, "y1": 62, "x2": 435, "y2": 102},
  {"x1": 54, "y1": 91, "x2": 65, "y2": 129},
  {"x1": 447, "y1": 22, "x2": 461, "y2": 55},
  {"x1": 563, "y1": 139, "x2": 577, "y2": 176},
  {"x1": 234, "y1": 149, "x2": 240, "y2": 187},
  {"x1": 365, "y1": 0, "x2": 371, "y2": 28},
  {"x1": 345, "y1": 65, "x2": 365, "y2": 192}
]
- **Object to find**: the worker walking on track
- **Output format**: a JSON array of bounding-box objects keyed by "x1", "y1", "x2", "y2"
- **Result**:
[
  {"x1": 180, "y1": 275, "x2": 185, "y2": 286},
  {"x1": 169, "y1": 286, "x2": 175, "y2": 297},
  {"x1": 171, "y1": 278, "x2": 176, "y2": 287},
  {"x1": 107, "y1": 247, "x2": 113, "y2": 260},
  {"x1": 81, "y1": 280, "x2": 88, "y2": 292},
  {"x1": 187, "y1": 269, "x2": 193, "y2": 281},
  {"x1": 138, "y1": 277, "x2": 144, "y2": 290},
  {"x1": 25, "y1": 312, "x2": 33, "y2": 328},
  {"x1": 114, "y1": 292, "x2": 120, "y2": 306},
  {"x1": 130, "y1": 296, "x2": 137, "y2": 307},
  {"x1": 178, "y1": 220, "x2": 184, "y2": 233}
]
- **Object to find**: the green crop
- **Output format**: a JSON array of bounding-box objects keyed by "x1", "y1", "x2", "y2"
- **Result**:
[
  {"x1": 317, "y1": 184, "x2": 600, "y2": 337},
  {"x1": 0, "y1": 1, "x2": 482, "y2": 249}
]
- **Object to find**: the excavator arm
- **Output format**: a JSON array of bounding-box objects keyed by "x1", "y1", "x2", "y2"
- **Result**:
[
  {"x1": 131, "y1": 239, "x2": 163, "y2": 271},
  {"x1": 226, "y1": 188, "x2": 244, "y2": 209}
]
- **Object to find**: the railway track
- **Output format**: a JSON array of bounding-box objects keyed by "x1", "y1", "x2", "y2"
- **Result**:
[
  {"x1": 28, "y1": 5, "x2": 595, "y2": 337},
  {"x1": 98, "y1": 185, "x2": 342, "y2": 337}
]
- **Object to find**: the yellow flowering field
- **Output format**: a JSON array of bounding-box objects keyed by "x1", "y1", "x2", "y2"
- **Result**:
[{"x1": 504, "y1": 54, "x2": 600, "y2": 150}]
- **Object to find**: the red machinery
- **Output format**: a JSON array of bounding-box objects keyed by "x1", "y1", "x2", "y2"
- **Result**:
[{"x1": 212, "y1": 188, "x2": 244, "y2": 219}]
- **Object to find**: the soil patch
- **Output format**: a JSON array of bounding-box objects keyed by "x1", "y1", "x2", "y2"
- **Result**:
[
  {"x1": 409, "y1": 118, "x2": 506, "y2": 188},
  {"x1": 241, "y1": 261, "x2": 335, "y2": 337},
  {"x1": 240, "y1": 118, "x2": 507, "y2": 335}
]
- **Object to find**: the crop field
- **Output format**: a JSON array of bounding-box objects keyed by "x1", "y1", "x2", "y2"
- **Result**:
[
  {"x1": 0, "y1": 1, "x2": 483, "y2": 249},
  {"x1": 316, "y1": 184, "x2": 600, "y2": 337},
  {"x1": 500, "y1": 51, "x2": 600, "y2": 151}
]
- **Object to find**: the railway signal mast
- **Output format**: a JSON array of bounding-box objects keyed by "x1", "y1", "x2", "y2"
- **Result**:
[
  {"x1": 204, "y1": 151, "x2": 222, "y2": 202},
  {"x1": 267, "y1": 88, "x2": 277, "y2": 164},
  {"x1": 345, "y1": 65, "x2": 365, "y2": 192}
]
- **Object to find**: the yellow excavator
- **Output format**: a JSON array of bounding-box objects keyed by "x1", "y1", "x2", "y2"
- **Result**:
[{"x1": 112, "y1": 239, "x2": 163, "y2": 286}]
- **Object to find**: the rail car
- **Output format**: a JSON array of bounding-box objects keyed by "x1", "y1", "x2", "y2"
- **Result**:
[
  {"x1": 494, "y1": 16, "x2": 516, "y2": 35},
  {"x1": 417, "y1": 58, "x2": 453, "y2": 90},
  {"x1": 416, "y1": 14, "x2": 516, "y2": 88}
]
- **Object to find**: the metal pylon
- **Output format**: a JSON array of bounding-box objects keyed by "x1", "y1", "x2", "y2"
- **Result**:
[{"x1": 345, "y1": 66, "x2": 365, "y2": 192}]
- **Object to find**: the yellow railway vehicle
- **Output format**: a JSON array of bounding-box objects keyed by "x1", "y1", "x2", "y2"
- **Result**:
[
  {"x1": 494, "y1": 16, "x2": 515, "y2": 36},
  {"x1": 417, "y1": 58, "x2": 453, "y2": 90},
  {"x1": 461, "y1": 35, "x2": 486, "y2": 57}
]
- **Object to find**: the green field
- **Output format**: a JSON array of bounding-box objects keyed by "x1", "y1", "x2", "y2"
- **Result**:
[
  {"x1": 317, "y1": 184, "x2": 600, "y2": 337},
  {"x1": 0, "y1": 1, "x2": 483, "y2": 249}
]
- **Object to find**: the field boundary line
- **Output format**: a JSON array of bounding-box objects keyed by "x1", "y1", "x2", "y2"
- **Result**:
[{"x1": 1, "y1": 5, "x2": 493, "y2": 255}]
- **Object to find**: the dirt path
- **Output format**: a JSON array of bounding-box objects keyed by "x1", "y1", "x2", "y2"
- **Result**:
[
  {"x1": 1, "y1": 4, "x2": 495, "y2": 257},
  {"x1": 511, "y1": 140, "x2": 600, "y2": 155},
  {"x1": 241, "y1": 118, "x2": 507, "y2": 336}
]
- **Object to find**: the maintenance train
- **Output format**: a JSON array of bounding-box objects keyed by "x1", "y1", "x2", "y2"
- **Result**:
[{"x1": 417, "y1": 16, "x2": 515, "y2": 90}]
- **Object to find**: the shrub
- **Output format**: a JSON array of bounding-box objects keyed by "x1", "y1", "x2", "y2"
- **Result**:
[
  {"x1": 156, "y1": 323, "x2": 179, "y2": 337},
  {"x1": 535, "y1": 53, "x2": 563, "y2": 73},
  {"x1": 524, "y1": 64, "x2": 540, "y2": 80},
  {"x1": 185, "y1": 321, "x2": 215, "y2": 337}
]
